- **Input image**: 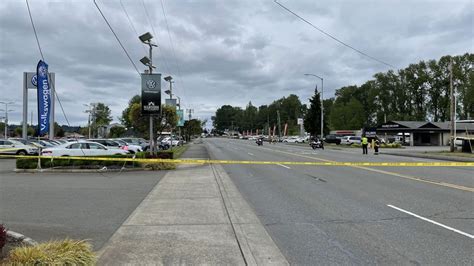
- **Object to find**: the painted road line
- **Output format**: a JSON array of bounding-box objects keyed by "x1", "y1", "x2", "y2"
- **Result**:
[
  {"x1": 387, "y1": 204, "x2": 474, "y2": 239},
  {"x1": 276, "y1": 163, "x2": 291, "y2": 169},
  {"x1": 248, "y1": 152, "x2": 255, "y2": 156},
  {"x1": 234, "y1": 142, "x2": 474, "y2": 192}
]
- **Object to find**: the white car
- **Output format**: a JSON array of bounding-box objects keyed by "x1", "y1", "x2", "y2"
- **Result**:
[
  {"x1": 283, "y1": 137, "x2": 298, "y2": 143},
  {"x1": 161, "y1": 137, "x2": 180, "y2": 147},
  {"x1": 341, "y1": 136, "x2": 362, "y2": 145},
  {"x1": 113, "y1": 139, "x2": 143, "y2": 154},
  {"x1": 0, "y1": 139, "x2": 38, "y2": 155},
  {"x1": 41, "y1": 141, "x2": 129, "y2": 157}
]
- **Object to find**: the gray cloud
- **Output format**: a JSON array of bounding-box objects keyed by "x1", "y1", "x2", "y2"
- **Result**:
[{"x1": 0, "y1": 0, "x2": 471, "y2": 128}]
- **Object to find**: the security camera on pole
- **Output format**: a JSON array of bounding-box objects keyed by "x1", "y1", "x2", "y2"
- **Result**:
[{"x1": 139, "y1": 32, "x2": 161, "y2": 154}]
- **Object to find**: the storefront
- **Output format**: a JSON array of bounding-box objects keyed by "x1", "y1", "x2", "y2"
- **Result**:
[{"x1": 376, "y1": 121, "x2": 474, "y2": 146}]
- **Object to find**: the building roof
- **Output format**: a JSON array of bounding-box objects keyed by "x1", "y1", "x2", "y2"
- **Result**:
[{"x1": 378, "y1": 121, "x2": 474, "y2": 132}]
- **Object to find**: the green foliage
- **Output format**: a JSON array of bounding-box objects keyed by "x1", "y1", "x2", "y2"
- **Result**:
[
  {"x1": 92, "y1": 102, "x2": 112, "y2": 127},
  {"x1": 54, "y1": 122, "x2": 65, "y2": 137},
  {"x1": 121, "y1": 95, "x2": 178, "y2": 138},
  {"x1": 16, "y1": 155, "x2": 137, "y2": 169},
  {"x1": 4, "y1": 239, "x2": 96, "y2": 265},
  {"x1": 304, "y1": 89, "x2": 324, "y2": 136},
  {"x1": 183, "y1": 119, "x2": 202, "y2": 141},
  {"x1": 212, "y1": 95, "x2": 306, "y2": 135},
  {"x1": 108, "y1": 126, "x2": 126, "y2": 138}
]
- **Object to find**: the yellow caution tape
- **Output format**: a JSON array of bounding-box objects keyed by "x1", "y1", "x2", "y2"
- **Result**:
[{"x1": 0, "y1": 154, "x2": 472, "y2": 167}]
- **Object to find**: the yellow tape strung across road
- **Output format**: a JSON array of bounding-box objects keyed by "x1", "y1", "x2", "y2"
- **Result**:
[{"x1": 0, "y1": 154, "x2": 473, "y2": 167}]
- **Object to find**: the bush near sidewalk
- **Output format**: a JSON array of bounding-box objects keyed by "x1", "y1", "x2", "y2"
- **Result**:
[
  {"x1": 350, "y1": 143, "x2": 402, "y2": 148},
  {"x1": 16, "y1": 154, "x2": 137, "y2": 170},
  {"x1": 135, "y1": 145, "x2": 188, "y2": 170},
  {"x1": 15, "y1": 145, "x2": 189, "y2": 170},
  {"x1": 2, "y1": 239, "x2": 96, "y2": 265}
]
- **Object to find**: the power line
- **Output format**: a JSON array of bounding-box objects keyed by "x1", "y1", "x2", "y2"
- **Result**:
[
  {"x1": 159, "y1": 0, "x2": 188, "y2": 108},
  {"x1": 140, "y1": 0, "x2": 173, "y2": 75},
  {"x1": 273, "y1": 0, "x2": 395, "y2": 68},
  {"x1": 119, "y1": 0, "x2": 147, "y2": 54},
  {"x1": 25, "y1": 0, "x2": 44, "y2": 61},
  {"x1": 93, "y1": 0, "x2": 140, "y2": 75}
]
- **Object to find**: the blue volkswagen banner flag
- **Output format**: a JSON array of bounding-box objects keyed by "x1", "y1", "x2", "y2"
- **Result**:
[{"x1": 36, "y1": 60, "x2": 51, "y2": 136}]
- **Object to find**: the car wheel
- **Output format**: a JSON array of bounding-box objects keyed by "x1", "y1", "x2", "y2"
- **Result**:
[{"x1": 16, "y1": 150, "x2": 27, "y2": 156}]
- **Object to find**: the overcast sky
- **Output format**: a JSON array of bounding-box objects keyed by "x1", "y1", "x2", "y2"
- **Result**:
[{"x1": 0, "y1": 0, "x2": 471, "y2": 128}]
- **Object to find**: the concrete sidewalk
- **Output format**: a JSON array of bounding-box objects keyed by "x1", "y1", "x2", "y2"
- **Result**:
[{"x1": 98, "y1": 163, "x2": 288, "y2": 265}]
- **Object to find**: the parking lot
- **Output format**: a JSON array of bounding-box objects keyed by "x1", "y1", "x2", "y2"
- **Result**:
[{"x1": 0, "y1": 159, "x2": 166, "y2": 250}]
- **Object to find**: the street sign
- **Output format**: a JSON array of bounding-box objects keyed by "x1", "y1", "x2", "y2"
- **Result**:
[
  {"x1": 141, "y1": 73, "x2": 161, "y2": 115},
  {"x1": 26, "y1": 72, "x2": 55, "y2": 89},
  {"x1": 297, "y1": 118, "x2": 303, "y2": 125},
  {"x1": 165, "y1": 98, "x2": 177, "y2": 107},
  {"x1": 177, "y1": 109, "x2": 184, "y2": 126}
]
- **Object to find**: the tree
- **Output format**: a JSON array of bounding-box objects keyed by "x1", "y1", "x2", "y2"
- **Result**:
[
  {"x1": 92, "y1": 103, "x2": 112, "y2": 126},
  {"x1": 121, "y1": 95, "x2": 177, "y2": 138},
  {"x1": 54, "y1": 122, "x2": 65, "y2": 137},
  {"x1": 183, "y1": 119, "x2": 202, "y2": 141},
  {"x1": 304, "y1": 88, "x2": 323, "y2": 137},
  {"x1": 109, "y1": 126, "x2": 126, "y2": 138}
]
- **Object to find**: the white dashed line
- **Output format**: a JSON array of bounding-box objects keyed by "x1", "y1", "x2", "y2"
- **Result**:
[
  {"x1": 248, "y1": 152, "x2": 255, "y2": 156},
  {"x1": 276, "y1": 163, "x2": 291, "y2": 169},
  {"x1": 387, "y1": 204, "x2": 474, "y2": 239}
]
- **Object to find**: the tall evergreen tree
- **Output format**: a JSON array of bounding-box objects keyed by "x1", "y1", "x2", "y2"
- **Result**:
[{"x1": 304, "y1": 88, "x2": 322, "y2": 137}]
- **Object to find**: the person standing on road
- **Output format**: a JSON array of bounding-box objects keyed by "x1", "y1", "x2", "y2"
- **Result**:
[
  {"x1": 362, "y1": 135, "x2": 368, "y2": 155},
  {"x1": 374, "y1": 137, "x2": 380, "y2": 155}
]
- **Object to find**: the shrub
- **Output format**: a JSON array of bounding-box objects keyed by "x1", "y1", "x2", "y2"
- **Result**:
[
  {"x1": 16, "y1": 155, "x2": 136, "y2": 170},
  {"x1": 0, "y1": 224, "x2": 6, "y2": 252},
  {"x1": 5, "y1": 239, "x2": 96, "y2": 265}
]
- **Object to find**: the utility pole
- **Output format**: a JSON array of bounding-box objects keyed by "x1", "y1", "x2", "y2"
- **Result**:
[
  {"x1": 449, "y1": 58, "x2": 455, "y2": 152},
  {"x1": 0, "y1": 101, "x2": 14, "y2": 138},
  {"x1": 277, "y1": 110, "x2": 281, "y2": 139}
]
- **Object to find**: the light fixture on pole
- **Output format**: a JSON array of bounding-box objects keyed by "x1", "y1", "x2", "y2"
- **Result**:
[
  {"x1": 304, "y1": 73, "x2": 324, "y2": 138},
  {"x1": 139, "y1": 32, "x2": 158, "y2": 154}
]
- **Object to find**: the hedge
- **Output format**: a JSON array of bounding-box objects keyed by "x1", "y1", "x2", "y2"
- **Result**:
[
  {"x1": 351, "y1": 143, "x2": 402, "y2": 148},
  {"x1": 16, "y1": 146, "x2": 188, "y2": 170}
]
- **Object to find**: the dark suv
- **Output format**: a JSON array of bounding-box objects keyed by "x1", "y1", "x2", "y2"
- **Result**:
[{"x1": 324, "y1": 134, "x2": 342, "y2": 145}]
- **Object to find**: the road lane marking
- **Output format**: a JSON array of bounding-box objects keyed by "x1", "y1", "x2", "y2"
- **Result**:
[
  {"x1": 387, "y1": 204, "x2": 474, "y2": 239},
  {"x1": 276, "y1": 163, "x2": 291, "y2": 169},
  {"x1": 248, "y1": 152, "x2": 255, "y2": 156},
  {"x1": 233, "y1": 142, "x2": 474, "y2": 192}
]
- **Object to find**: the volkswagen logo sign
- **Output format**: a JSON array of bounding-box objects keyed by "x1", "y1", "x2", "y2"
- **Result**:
[
  {"x1": 38, "y1": 65, "x2": 47, "y2": 78},
  {"x1": 31, "y1": 75, "x2": 37, "y2": 86},
  {"x1": 146, "y1": 79, "x2": 156, "y2": 89}
]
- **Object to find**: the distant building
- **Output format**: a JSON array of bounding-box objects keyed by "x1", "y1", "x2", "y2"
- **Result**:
[{"x1": 376, "y1": 121, "x2": 474, "y2": 146}]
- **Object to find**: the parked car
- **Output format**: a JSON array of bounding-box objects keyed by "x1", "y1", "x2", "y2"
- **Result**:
[
  {"x1": 161, "y1": 137, "x2": 180, "y2": 147},
  {"x1": 113, "y1": 139, "x2": 143, "y2": 154},
  {"x1": 88, "y1": 139, "x2": 125, "y2": 150},
  {"x1": 41, "y1": 141, "x2": 129, "y2": 157},
  {"x1": 283, "y1": 137, "x2": 298, "y2": 143},
  {"x1": 324, "y1": 134, "x2": 342, "y2": 145},
  {"x1": 0, "y1": 139, "x2": 39, "y2": 155},
  {"x1": 120, "y1": 138, "x2": 149, "y2": 151},
  {"x1": 341, "y1": 136, "x2": 362, "y2": 145}
]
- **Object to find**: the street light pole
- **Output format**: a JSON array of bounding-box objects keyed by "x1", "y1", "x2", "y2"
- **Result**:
[
  {"x1": 304, "y1": 74, "x2": 324, "y2": 138},
  {"x1": 139, "y1": 32, "x2": 158, "y2": 154},
  {"x1": 0, "y1": 101, "x2": 14, "y2": 138}
]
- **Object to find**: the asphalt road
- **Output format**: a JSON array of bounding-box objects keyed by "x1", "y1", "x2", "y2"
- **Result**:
[
  {"x1": 0, "y1": 159, "x2": 166, "y2": 250},
  {"x1": 205, "y1": 138, "x2": 473, "y2": 265}
]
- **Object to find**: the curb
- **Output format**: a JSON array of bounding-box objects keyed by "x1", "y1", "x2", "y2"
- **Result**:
[
  {"x1": 382, "y1": 152, "x2": 474, "y2": 162},
  {"x1": 7, "y1": 230, "x2": 37, "y2": 246},
  {"x1": 14, "y1": 167, "x2": 153, "y2": 173}
]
